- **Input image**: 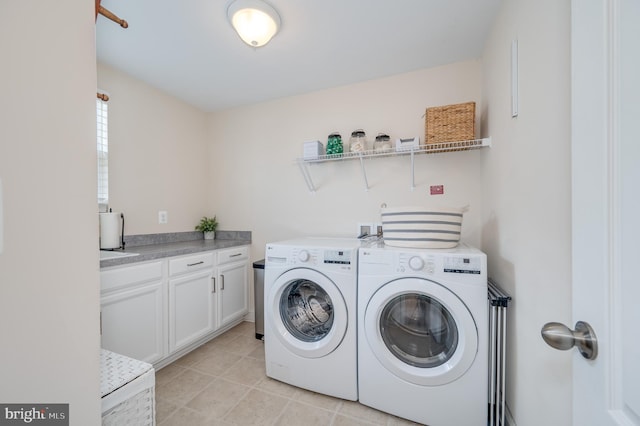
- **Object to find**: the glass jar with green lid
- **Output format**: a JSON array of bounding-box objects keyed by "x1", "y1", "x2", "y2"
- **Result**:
[{"x1": 326, "y1": 132, "x2": 343, "y2": 156}]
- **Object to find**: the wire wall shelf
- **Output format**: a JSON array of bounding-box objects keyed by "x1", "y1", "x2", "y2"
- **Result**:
[{"x1": 296, "y1": 137, "x2": 491, "y2": 192}]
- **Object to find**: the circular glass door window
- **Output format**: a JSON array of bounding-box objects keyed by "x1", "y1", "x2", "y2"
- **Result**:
[
  {"x1": 365, "y1": 278, "x2": 478, "y2": 385},
  {"x1": 380, "y1": 293, "x2": 458, "y2": 368},
  {"x1": 280, "y1": 279, "x2": 334, "y2": 342}
]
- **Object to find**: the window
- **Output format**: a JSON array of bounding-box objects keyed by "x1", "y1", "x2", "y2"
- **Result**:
[{"x1": 97, "y1": 98, "x2": 108, "y2": 207}]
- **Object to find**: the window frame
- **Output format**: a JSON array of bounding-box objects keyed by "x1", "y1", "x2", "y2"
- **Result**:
[{"x1": 96, "y1": 96, "x2": 109, "y2": 211}]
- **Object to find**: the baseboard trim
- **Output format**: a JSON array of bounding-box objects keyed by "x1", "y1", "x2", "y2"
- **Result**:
[
  {"x1": 244, "y1": 310, "x2": 255, "y2": 322},
  {"x1": 153, "y1": 317, "x2": 246, "y2": 370}
]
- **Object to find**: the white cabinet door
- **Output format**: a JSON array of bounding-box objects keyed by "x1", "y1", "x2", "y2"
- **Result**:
[
  {"x1": 101, "y1": 281, "x2": 165, "y2": 364},
  {"x1": 218, "y1": 261, "x2": 249, "y2": 328},
  {"x1": 169, "y1": 270, "x2": 216, "y2": 353}
]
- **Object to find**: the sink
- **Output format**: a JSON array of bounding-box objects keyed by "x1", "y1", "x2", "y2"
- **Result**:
[{"x1": 100, "y1": 250, "x2": 139, "y2": 260}]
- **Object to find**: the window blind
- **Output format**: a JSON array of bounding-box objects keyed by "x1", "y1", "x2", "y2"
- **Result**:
[{"x1": 97, "y1": 98, "x2": 108, "y2": 205}]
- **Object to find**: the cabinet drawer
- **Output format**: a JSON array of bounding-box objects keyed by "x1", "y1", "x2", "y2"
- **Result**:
[
  {"x1": 101, "y1": 261, "x2": 163, "y2": 294},
  {"x1": 169, "y1": 252, "x2": 215, "y2": 276},
  {"x1": 218, "y1": 246, "x2": 249, "y2": 265}
]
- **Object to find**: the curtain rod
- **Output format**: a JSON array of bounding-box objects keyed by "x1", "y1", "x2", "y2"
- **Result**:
[{"x1": 95, "y1": 0, "x2": 128, "y2": 29}]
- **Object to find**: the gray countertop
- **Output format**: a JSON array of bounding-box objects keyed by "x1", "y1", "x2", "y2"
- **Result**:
[{"x1": 100, "y1": 231, "x2": 251, "y2": 268}]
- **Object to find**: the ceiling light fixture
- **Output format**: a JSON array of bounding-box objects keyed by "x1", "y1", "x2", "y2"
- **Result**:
[{"x1": 227, "y1": 0, "x2": 281, "y2": 48}]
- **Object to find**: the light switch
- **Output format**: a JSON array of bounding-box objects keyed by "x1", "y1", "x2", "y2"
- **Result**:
[
  {"x1": 0, "y1": 178, "x2": 3, "y2": 254},
  {"x1": 357, "y1": 223, "x2": 372, "y2": 237}
]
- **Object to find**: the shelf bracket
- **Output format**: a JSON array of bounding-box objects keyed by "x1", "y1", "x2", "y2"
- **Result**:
[
  {"x1": 358, "y1": 154, "x2": 370, "y2": 191},
  {"x1": 297, "y1": 160, "x2": 317, "y2": 192},
  {"x1": 410, "y1": 149, "x2": 416, "y2": 191}
]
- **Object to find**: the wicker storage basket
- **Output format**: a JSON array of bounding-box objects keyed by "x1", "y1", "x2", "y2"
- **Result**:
[
  {"x1": 425, "y1": 102, "x2": 476, "y2": 144},
  {"x1": 101, "y1": 349, "x2": 155, "y2": 426}
]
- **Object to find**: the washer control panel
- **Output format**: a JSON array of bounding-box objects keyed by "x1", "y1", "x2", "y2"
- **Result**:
[
  {"x1": 297, "y1": 249, "x2": 311, "y2": 262},
  {"x1": 323, "y1": 249, "x2": 352, "y2": 265},
  {"x1": 266, "y1": 243, "x2": 355, "y2": 271},
  {"x1": 291, "y1": 248, "x2": 319, "y2": 265}
]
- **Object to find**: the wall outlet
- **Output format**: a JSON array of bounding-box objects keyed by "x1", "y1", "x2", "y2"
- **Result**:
[
  {"x1": 357, "y1": 222, "x2": 373, "y2": 237},
  {"x1": 158, "y1": 210, "x2": 168, "y2": 224}
]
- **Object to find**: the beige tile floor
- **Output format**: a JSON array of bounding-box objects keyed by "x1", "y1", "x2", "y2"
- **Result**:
[{"x1": 155, "y1": 321, "x2": 422, "y2": 426}]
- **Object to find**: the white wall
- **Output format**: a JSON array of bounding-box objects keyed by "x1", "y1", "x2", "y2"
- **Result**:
[
  {"x1": 207, "y1": 61, "x2": 484, "y2": 263},
  {"x1": 481, "y1": 0, "x2": 572, "y2": 424},
  {"x1": 97, "y1": 63, "x2": 210, "y2": 235},
  {"x1": 0, "y1": 1, "x2": 100, "y2": 423},
  {"x1": 99, "y1": 60, "x2": 485, "y2": 245}
]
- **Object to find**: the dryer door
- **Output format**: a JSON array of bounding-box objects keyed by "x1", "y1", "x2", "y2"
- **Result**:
[
  {"x1": 268, "y1": 268, "x2": 347, "y2": 359},
  {"x1": 364, "y1": 277, "x2": 478, "y2": 386}
]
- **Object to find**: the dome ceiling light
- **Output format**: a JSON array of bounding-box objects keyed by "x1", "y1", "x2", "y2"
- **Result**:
[{"x1": 227, "y1": 0, "x2": 281, "y2": 48}]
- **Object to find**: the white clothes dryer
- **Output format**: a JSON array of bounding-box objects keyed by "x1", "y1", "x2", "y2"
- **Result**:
[
  {"x1": 358, "y1": 243, "x2": 488, "y2": 426},
  {"x1": 264, "y1": 238, "x2": 360, "y2": 401}
]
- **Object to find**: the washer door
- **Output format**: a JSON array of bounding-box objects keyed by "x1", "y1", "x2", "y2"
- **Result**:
[
  {"x1": 268, "y1": 268, "x2": 347, "y2": 358},
  {"x1": 364, "y1": 277, "x2": 478, "y2": 386}
]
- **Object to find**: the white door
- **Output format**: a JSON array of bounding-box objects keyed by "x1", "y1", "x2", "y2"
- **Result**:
[{"x1": 569, "y1": 0, "x2": 640, "y2": 424}]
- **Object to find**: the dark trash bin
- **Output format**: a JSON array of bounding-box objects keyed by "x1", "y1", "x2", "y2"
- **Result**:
[{"x1": 253, "y1": 259, "x2": 265, "y2": 340}]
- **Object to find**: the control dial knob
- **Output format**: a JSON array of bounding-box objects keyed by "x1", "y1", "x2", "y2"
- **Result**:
[
  {"x1": 408, "y1": 256, "x2": 425, "y2": 271},
  {"x1": 298, "y1": 250, "x2": 310, "y2": 262}
]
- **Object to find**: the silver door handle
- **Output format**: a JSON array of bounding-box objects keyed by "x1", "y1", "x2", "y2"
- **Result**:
[{"x1": 541, "y1": 321, "x2": 598, "y2": 360}]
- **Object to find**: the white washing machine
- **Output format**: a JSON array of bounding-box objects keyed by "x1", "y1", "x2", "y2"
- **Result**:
[
  {"x1": 264, "y1": 238, "x2": 360, "y2": 401},
  {"x1": 358, "y1": 243, "x2": 488, "y2": 426}
]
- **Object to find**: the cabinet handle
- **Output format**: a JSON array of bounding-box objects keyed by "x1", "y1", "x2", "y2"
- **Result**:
[
  {"x1": 230, "y1": 253, "x2": 242, "y2": 258},
  {"x1": 221, "y1": 274, "x2": 225, "y2": 290},
  {"x1": 212, "y1": 277, "x2": 216, "y2": 293},
  {"x1": 187, "y1": 261, "x2": 204, "y2": 267}
]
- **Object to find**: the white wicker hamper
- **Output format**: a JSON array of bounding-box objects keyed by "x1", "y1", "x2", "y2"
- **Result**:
[{"x1": 101, "y1": 349, "x2": 155, "y2": 426}]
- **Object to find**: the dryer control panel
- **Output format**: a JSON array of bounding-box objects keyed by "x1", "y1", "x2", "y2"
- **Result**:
[
  {"x1": 396, "y1": 253, "x2": 483, "y2": 275},
  {"x1": 443, "y1": 256, "x2": 482, "y2": 274},
  {"x1": 359, "y1": 245, "x2": 485, "y2": 280}
]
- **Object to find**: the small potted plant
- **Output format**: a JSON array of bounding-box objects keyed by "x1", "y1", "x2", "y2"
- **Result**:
[{"x1": 195, "y1": 216, "x2": 218, "y2": 240}]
